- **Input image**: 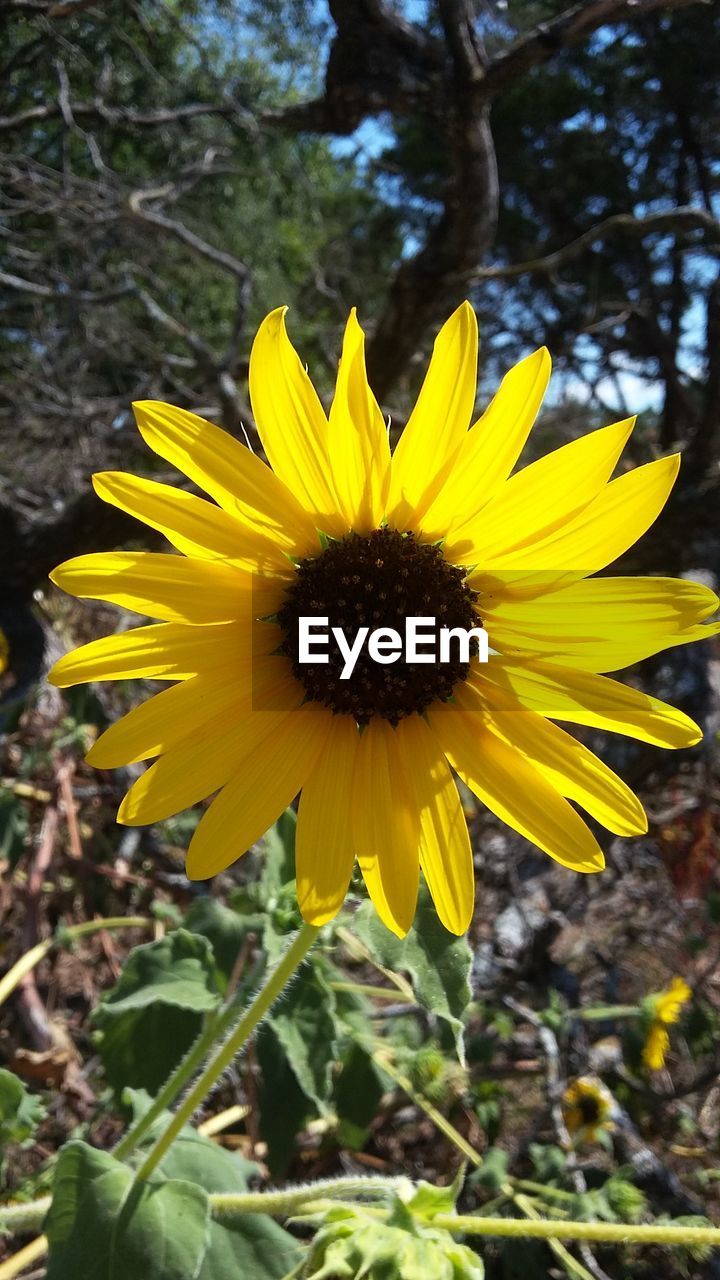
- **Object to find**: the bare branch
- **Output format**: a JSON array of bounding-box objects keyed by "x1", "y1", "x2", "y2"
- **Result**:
[
  {"x1": 126, "y1": 187, "x2": 251, "y2": 283},
  {"x1": 0, "y1": 99, "x2": 253, "y2": 135},
  {"x1": 481, "y1": 0, "x2": 705, "y2": 98},
  {"x1": 473, "y1": 206, "x2": 720, "y2": 282}
]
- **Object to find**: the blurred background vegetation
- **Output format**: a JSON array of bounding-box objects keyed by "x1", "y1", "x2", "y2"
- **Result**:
[{"x1": 1, "y1": 3, "x2": 720, "y2": 1277}]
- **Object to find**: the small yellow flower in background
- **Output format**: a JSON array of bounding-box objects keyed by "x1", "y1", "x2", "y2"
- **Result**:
[
  {"x1": 562, "y1": 1076, "x2": 615, "y2": 1143},
  {"x1": 47, "y1": 304, "x2": 720, "y2": 938},
  {"x1": 0, "y1": 627, "x2": 8, "y2": 676},
  {"x1": 642, "y1": 976, "x2": 692, "y2": 1071}
]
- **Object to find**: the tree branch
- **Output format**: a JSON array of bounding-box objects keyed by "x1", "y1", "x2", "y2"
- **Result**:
[{"x1": 472, "y1": 206, "x2": 720, "y2": 282}]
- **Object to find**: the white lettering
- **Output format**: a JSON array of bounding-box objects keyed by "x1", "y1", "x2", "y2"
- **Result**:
[
  {"x1": 405, "y1": 616, "x2": 436, "y2": 662},
  {"x1": 298, "y1": 616, "x2": 329, "y2": 663},
  {"x1": 334, "y1": 626, "x2": 370, "y2": 680},
  {"x1": 439, "y1": 626, "x2": 488, "y2": 664},
  {"x1": 295, "y1": 617, "x2": 490, "y2": 669},
  {"x1": 367, "y1": 627, "x2": 402, "y2": 665}
]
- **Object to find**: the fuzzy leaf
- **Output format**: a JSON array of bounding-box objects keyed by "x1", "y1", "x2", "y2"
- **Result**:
[
  {"x1": 45, "y1": 1141, "x2": 210, "y2": 1280},
  {"x1": 0, "y1": 1068, "x2": 46, "y2": 1149},
  {"x1": 352, "y1": 894, "x2": 472, "y2": 1057},
  {"x1": 92, "y1": 931, "x2": 221, "y2": 1095},
  {"x1": 122, "y1": 1092, "x2": 301, "y2": 1279}
]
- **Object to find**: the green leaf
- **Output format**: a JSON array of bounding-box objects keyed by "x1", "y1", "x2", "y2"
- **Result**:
[
  {"x1": 200, "y1": 1216, "x2": 303, "y2": 1280},
  {"x1": 352, "y1": 895, "x2": 472, "y2": 1057},
  {"x1": 468, "y1": 1147, "x2": 508, "y2": 1193},
  {"x1": 92, "y1": 931, "x2": 221, "y2": 1095},
  {"x1": 0, "y1": 1068, "x2": 46, "y2": 1149},
  {"x1": 121, "y1": 1092, "x2": 302, "y2": 1280},
  {"x1": 95, "y1": 930, "x2": 220, "y2": 1016},
  {"x1": 123, "y1": 1089, "x2": 258, "y2": 1191},
  {"x1": 258, "y1": 808, "x2": 297, "y2": 903},
  {"x1": 265, "y1": 959, "x2": 338, "y2": 1109},
  {"x1": 528, "y1": 1142, "x2": 567, "y2": 1181},
  {"x1": 333, "y1": 1043, "x2": 384, "y2": 1148},
  {"x1": 45, "y1": 1141, "x2": 210, "y2": 1280},
  {"x1": 0, "y1": 788, "x2": 29, "y2": 867},
  {"x1": 256, "y1": 1026, "x2": 315, "y2": 1177},
  {"x1": 404, "y1": 1178, "x2": 458, "y2": 1221},
  {"x1": 184, "y1": 897, "x2": 257, "y2": 991}
]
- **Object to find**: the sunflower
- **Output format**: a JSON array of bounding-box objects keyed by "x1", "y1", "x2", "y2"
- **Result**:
[
  {"x1": 562, "y1": 1076, "x2": 614, "y2": 1143},
  {"x1": 47, "y1": 304, "x2": 719, "y2": 938},
  {"x1": 642, "y1": 976, "x2": 692, "y2": 1071}
]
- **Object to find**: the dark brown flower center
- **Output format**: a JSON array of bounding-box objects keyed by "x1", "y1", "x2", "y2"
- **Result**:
[
  {"x1": 277, "y1": 527, "x2": 480, "y2": 724},
  {"x1": 578, "y1": 1093, "x2": 602, "y2": 1125}
]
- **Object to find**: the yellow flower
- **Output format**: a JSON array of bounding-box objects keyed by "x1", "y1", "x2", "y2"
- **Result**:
[
  {"x1": 47, "y1": 305, "x2": 720, "y2": 938},
  {"x1": 562, "y1": 1076, "x2": 614, "y2": 1142},
  {"x1": 0, "y1": 627, "x2": 8, "y2": 677},
  {"x1": 643, "y1": 976, "x2": 692, "y2": 1070}
]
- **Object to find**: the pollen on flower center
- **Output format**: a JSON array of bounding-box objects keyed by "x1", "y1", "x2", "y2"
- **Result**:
[{"x1": 276, "y1": 527, "x2": 480, "y2": 724}]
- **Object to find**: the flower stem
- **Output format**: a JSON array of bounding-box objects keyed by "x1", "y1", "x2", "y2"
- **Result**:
[
  {"x1": 430, "y1": 1213, "x2": 720, "y2": 1247},
  {"x1": 0, "y1": 1199, "x2": 50, "y2": 1234},
  {"x1": 211, "y1": 1175, "x2": 408, "y2": 1220},
  {"x1": 133, "y1": 921, "x2": 320, "y2": 1182},
  {"x1": 113, "y1": 1006, "x2": 229, "y2": 1160},
  {"x1": 513, "y1": 1178, "x2": 576, "y2": 1202},
  {"x1": 573, "y1": 1005, "x2": 640, "y2": 1021},
  {"x1": 208, "y1": 1191, "x2": 720, "y2": 1250}
]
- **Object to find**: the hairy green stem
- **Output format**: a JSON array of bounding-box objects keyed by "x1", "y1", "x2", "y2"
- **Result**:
[
  {"x1": 573, "y1": 1005, "x2": 640, "y2": 1021},
  {"x1": 211, "y1": 1191, "x2": 720, "y2": 1248},
  {"x1": 329, "y1": 980, "x2": 401, "y2": 1001},
  {"x1": 134, "y1": 922, "x2": 320, "y2": 1181},
  {"x1": 0, "y1": 1198, "x2": 51, "y2": 1234},
  {"x1": 114, "y1": 1006, "x2": 228, "y2": 1160},
  {"x1": 211, "y1": 1175, "x2": 408, "y2": 1220},
  {"x1": 115, "y1": 951, "x2": 266, "y2": 1160},
  {"x1": 512, "y1": 1178, "x2": 576, "y2": 1202},
  {"x1": 430, "y1": 1212, "x2": 720, "y2": 1246}
]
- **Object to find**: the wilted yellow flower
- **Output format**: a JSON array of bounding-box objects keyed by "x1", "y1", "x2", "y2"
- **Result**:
[
  {"x1": 48, "y1": 305, "x2": 719, "y2": 938},
  {"x1": 643, "y1": 976, "x2": 692, "y2": 1070},
  {"x1": 563, "y1": 1076, "x2": 614, "y2": 1143}
]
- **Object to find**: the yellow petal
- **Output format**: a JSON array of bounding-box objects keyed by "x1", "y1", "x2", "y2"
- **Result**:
[
  {"x1": 92, "y1": 471, "x2": 291, "y2": 573},
  {"x1": 396, "y1": 716, "x2": 474, "y2": 935},
  {"x1": 132, "y1": 400, "x2": 317, "y2": 556},
  {"x1": 484, "y1": 576, "x2": 720, "y2": 671},
  {"x1": 249, "y1": 308, "x2": 345, "y2": 533},
  {"x1": 118, "y1": 666, "x2": 303, "y2": 826},
  {"x1": 328, "y1": 309, "x2": 391, "y2": 531},
  {"x1": 419, "y1": 346, "x2": 551, "y2": 541},
  {"x1": 296, "y1": 715, "x2": 359, "y2": 926},
  {"x1": 387, "y1": 302, "x2": 478, "y2": 529},
  {"x1": 459, "y1": 681, "x2": 646, "y2": 836},
  {"x1": 86, "y1": 640, "x2": 282, "y2": 767},
  {"x1": 473, "y1": 455, "x2": 680, "y2": 594},
  {"x1": 476, "y1": 657, "x2": 702, "y2": 748},
  {"x1": 87, "y1": 672, "x2": 240, "y2": 769},
  {"x1": 657, "y1": 976, "x2": 691, "y2": 1023},
  {"x1": 185, "y1": 704, "x2": 332, "y2": 879},
  {"x1": 49, "y1": 551, "x2": 282, "y2": 624},
  {"x1": 643, "y1": 1025, "x2": 669, "y2": 1071},
  {"x1": 353, "y1": 718, "x2": 420, "y2": 937},
  {"x1": 429, "y1": 702, "x2": 605, "y2": 872},
  {"x1": 447, "y1": 417, "x2": 635, "y2": 566},
  {"x1": 47, "y1": 621, "x2": 246, "y2": 687}
]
